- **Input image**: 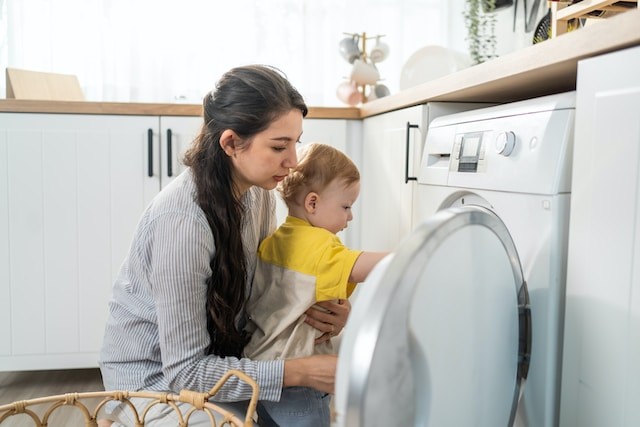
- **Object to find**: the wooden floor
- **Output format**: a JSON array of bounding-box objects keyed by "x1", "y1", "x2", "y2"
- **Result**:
[{"x1": 0, "y1": 368, "x2": 104, "y2": 426}]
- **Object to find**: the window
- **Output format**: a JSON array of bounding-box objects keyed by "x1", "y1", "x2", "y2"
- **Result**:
[{"x1": 0, "y1": 0, "x2": 453, "y2": 105}]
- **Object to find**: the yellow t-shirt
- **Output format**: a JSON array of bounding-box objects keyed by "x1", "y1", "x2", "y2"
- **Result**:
[{"x1": 243, "y1": 216, "x2": 362, "y2": 360}]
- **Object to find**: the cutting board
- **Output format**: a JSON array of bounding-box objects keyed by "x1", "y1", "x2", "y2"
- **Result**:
[{"x1": 6, "y1": 67, "x2": 85, "y2": 101}]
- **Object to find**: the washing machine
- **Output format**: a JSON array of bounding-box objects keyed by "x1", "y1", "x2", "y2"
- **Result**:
[{"x1": 335, "y1": 91, "x2": 576, "y2": 427}]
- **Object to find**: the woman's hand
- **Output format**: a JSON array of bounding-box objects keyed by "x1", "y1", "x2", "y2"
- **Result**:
[
  {"x1": 305, "y1": 299, "x2": 351, "y2": 344},
  {"x1": 283, "y1": 354, "x2": 337, "y2": 394}
]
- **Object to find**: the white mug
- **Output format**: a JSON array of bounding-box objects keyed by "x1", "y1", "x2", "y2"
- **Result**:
[
  {"x1": 336, "y1": 80, "x2": 362, "y2": 106},
  {"x1": 350, "y1": 59, "x2": 380, "y2": 86},
  {"x1": 339, "y1": 35, "x2": 361, "y2": 64},
  {"x1": 370, "y1": 36, "x2": 390, "y2": 63}
]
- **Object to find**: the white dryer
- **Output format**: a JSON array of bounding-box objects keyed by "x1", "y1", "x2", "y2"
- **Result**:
[{"x1": 335, "y1": 92, "x2": 576, "y2": 427}]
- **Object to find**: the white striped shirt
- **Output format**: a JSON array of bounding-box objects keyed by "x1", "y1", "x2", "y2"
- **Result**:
[{"x1": 99, "y1": 168, "x2": 283, "y2": 402}]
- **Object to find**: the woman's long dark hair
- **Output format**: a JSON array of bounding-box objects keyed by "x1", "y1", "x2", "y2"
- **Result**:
[{"x1": 183, "y1": 65, "x2": 307, "y2": 357}]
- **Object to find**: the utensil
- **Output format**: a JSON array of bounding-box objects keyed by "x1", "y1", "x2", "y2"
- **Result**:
[
  {"x1": 526, "y1": 0, "x2": 542, "y2": 32},
  {"x1": 533, "y1": 8, "x2": 551, "y2": 44},
  {"x1": 513, "y1": 0, "x2": 543, "y2": 32}
]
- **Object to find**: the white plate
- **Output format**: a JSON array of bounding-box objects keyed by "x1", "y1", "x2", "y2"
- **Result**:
[{"x1": 399, "y1": 45, "x2": 471, "y2": 90}]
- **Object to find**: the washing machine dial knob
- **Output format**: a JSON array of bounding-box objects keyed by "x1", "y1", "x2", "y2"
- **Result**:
[{"x1": 495, "y1": 131, "x2": 516, "y2": 156}]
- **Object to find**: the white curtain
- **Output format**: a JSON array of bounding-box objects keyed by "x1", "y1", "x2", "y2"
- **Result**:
[{"x1": 0, "y1": 0, "x2": 467, "y2": 106}]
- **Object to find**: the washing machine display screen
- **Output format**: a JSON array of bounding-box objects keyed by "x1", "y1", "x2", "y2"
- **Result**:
[
  {"x1": 462, "y1": 136, "x2": 480, "y2": 156},
  {"x1": 459, "y1": 132, "x2": 483, "y2": 172}
]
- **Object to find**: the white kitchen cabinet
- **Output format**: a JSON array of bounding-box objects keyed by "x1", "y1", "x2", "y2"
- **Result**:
[
  {"x1": 359, "y1": 103, "x2": 491, "y2": 252},
  {"x1": 0, "y1": 113, "x2": 201, "y2": 371},
  {"x1": 560, "y1": 45, "x2": 640, "y2": 427},
  {"x1": 0, "y1": 113, "x2": 355, "y2": 371},
  {"x1": 159, "y1": 116, "x2": 202, "y2": 188},
  {"x1": 360, "y1": 106, "x2": 423, "y2": 252}
]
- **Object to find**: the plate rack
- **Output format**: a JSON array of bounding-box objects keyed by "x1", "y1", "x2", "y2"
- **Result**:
[{"x1": 551, "y1": 0, "x2": 638, "y2": 36}]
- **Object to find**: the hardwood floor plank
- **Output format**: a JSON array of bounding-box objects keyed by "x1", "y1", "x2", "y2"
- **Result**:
[{"x1": 0, "y1": 369, "x2": 105, "y2": 426}]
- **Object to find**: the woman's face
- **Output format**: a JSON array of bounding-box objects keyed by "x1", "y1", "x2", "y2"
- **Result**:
[{"x1": 230, "y1": 109, "x2": 303, "y2": 194}]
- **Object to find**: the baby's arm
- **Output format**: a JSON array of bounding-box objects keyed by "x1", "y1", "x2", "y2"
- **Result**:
[{"x1": 349, "y1": 251, "x2": 389, "y2": 283}]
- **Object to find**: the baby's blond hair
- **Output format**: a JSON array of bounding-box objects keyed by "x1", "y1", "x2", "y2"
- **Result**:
[{"x1": 278, "y1": 143, "x2": 360, "y2": 208}]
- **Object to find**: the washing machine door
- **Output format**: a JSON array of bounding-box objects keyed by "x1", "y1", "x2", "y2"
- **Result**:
[{"x1": 335, "y1": 205, "x2": 531, "y2": 427}]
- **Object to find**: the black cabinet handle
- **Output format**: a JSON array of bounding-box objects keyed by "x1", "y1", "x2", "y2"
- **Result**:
[
  {"x1": 405, "y1": 122, "x2": 419, "y2": 183},
  {"x1": 167, "y1": 129, "x2": 173, "y2": 177},
  {"x1": 147, "y1": 128, "x2": 153, "y2": 177}
]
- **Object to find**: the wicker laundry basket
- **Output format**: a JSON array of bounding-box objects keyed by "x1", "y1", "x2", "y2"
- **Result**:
[{"x1": 0, "y1": 369, "x2": 258, "y2": 427}]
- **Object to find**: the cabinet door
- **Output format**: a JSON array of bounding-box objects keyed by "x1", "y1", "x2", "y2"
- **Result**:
[
  {"x1": 561, "y1": 45, "x2": 640, "y2": 427},
  {"x1": 360, "y1": 106, "x2": 422, "y2": 251},
  {"x1": 0, "y1": 113, "x2": 159, "y2": 370},
  {"x1": 159, "y1": 116, "x2": 202, "y2": 188}
]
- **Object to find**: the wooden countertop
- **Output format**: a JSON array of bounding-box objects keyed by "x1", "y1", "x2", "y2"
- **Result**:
[
  {"x1": 0, "y1": 100, "x2": 360, "y2": 120},
  {"x1": 1, "y1": 9, "x2": 638, "y2": 119}
]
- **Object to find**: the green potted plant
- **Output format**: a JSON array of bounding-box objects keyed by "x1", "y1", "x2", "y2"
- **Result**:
[{"x1": 463, "y1": 0, "x2": 500, "y2": 64}]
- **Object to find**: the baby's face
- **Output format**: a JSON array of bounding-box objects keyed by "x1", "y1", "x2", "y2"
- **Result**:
[{"x1": 311, "y1": 179, "x2": 360, "y2": 234}]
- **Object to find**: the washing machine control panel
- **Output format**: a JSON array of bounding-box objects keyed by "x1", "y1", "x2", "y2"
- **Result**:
[
  {"x1": 419, "y1": 92, "x2": 575, "y2": 194},
  {"x1": 451, "y1": 131, "x2": 487, "y2": 173}
]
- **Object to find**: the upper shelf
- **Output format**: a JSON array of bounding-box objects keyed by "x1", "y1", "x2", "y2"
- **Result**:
[{"x1": 552, "y1": 0, "x2": 638, "y2": 36}]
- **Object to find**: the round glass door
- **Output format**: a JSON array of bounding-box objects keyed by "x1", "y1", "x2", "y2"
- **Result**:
[{"x1": 336, "y1": 205, "x2": 531, "y2": 427}]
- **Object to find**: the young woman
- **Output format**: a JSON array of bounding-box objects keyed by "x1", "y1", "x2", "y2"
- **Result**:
[{"x1": 98, "y1": 65, "x2": 350, "y2": 426}]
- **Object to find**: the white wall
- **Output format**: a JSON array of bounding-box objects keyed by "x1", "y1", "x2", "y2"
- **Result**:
[{"x1": 0, "y1": 0, "x2": 548, "y2": 106}]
